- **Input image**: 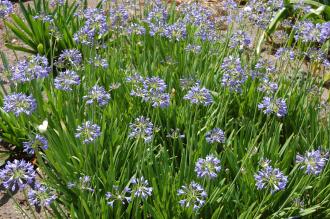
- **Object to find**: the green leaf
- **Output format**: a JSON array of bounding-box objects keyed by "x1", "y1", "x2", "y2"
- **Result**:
[
  {"x1": 256, "y1": 8, "x2": 288, "y2": 56},
  {"x1": 11, "y1": 14, "x2": 33, "y2": 36},
  {"x1": 0, "y1": 151, "x2": 10, "y2": 166},
  {"x1": 4, "y1": 43, "x2": 36, "y2": 54},
  {"x1": 4, "y1": 21, "x2": 37, "y2": 49}
]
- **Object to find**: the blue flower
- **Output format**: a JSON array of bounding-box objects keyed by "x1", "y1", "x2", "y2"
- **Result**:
[
  {"x1": 0, "y1": 0, "x2": 13, "y2": 18},
  {"x1": 106, "y1": 186, "x2": 131, "y2": 207},
  {"x1": 23, "y1": 134, "x2": 48, "y2": 155},
  {"x1": 229, "y1": 30, "x2": 251, "y2": 49},
  {"x1": 184, "y1": 85, "x2": 213, "y2": 106},
  {"x1": 3, "y1": 93, "x2": 37, "y2": 117},
  {"x1": 11, "y1": 55, "x2": 51, "y2": 82},
  {"x1": 195, "y1": 154, "x2": 221, "y2": 179},
  {"x1": 296, "y1": 148, "x2": 329, "y2": 175},
  {"x1": 109, "y1": 4, "x2": 129, "y2": 29},
  {"x1": 258, "y1": 97, "x2": 287, "y2": 118},
  {"x1": 205, "y1": 128, "x2": 225, "y2": 144},
  {"x1": 177, "y1": 181, "x2": 207, "y2": 211},
  {"x1": 28, "y1": 183, "x2": 57, "y2": 208},
  {"x1": 129, "y1": 116, "x2": 154, "y2": 143},
  {"x1": 83, "y1": 85, "x2": 111, "y2": 106},
  {"x1": 89, "y1": 55, "x2": 108, "y2": 69},
  {"x1": 131, "y1": 177, "x2": 153, "y2": 199},
  {"x1": 257, "y1": 78, "x2": 278, "y2": 95},
  {"x1": 0, "y1": 159, "x2": 36, "y2": 191},
  {"x1": 274, "y1": 48, "x2": 295, "y2": 60},
  {"x1": 75, "y1": 121, "x2": 101, "y2": 144},
  {"x1": 185, "y1": 44, "x2": 202, "y2": 54},
  {"x1": 56, "y1": 49, "x2": 82, "y2": 68},
  {"x1": 54, "y1": 70, "x2": 80, "y2": 91},
  {"x1": 254, "y1": 161, "x2": 288, "y2": 193},
  {"x1": 67, "y1": 175, "x2": 95, "y2": 192},
  {"x1": 128, "y1": 75, "x2": 170, "y2": 108},
  {"x1": 221, "y1": 56, "x2": 247, "y2": 92}
]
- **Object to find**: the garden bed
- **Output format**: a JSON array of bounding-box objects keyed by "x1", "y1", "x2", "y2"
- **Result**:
[{"x1": 0, "y1": 0, "x2": 330, "y2": 218}]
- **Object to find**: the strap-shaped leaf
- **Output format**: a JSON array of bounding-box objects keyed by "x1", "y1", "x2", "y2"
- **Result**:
[
  {"x1": 256, "y1": 8, "x2": 288, "y2": 56},
  {"x1": 11, "y1": 15, "x2": 33, "y2": 37},
  {"x1": 5, "y1": 43, "x2": 36, "y2": 54},
  {"x1": 4, "y1": 21, "x2": 37, "y2": 49}
]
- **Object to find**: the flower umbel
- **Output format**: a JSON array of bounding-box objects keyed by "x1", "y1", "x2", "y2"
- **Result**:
[
  {"x1": 183, "y1": 85, "x2": 213, "y2": 106},
  {"x1": 54, "y1": 70, "x2": 80, "y2": 91},
  {"x1": 195, "y1": 154, "x2": 221, "y2": 179},
  {"x1": 205, "y1": 128, "x2": 225, "y2": 144},
  {"x1": 131, "y1": 177, "x2": 153, "y2": 199},
  {"x1": 0, "y1": 159, "x2": 36, "y2": 191},
  {"x1": 106, "y1": 186, "x2": 131, "y2": 207},
  {"x1": 177, "y1": 181, "x2": 207, "y2": 211},
  {"x1": 258, "y1": 97, "x2": 287, "y2": 118},
  {"x1": 11, "y1": 55, "x2": 51, "y2": 82},
  {"x1": 254, "y1": 162, "x2": 288, "y2": 193},
  {"x1": 0, "y1": 0, "x2": 13, "y2": 18},
  {"x1": 83, "y1": 85, "x2": 111, "y2": 106},
  {"x1": 128, "y1": 116, "x2": 154, "y2": 143},
  {"x1": 3, "y1": 93, "x2": 37, "y2": 117},
  {"x1": 296, "y1": 148, "x2": 329, "y2": 175},
  {"x1": 28, "y1": 183, "x2": 57, "y2": 208},
  {"x1": 23, "y1": 134, "x2": 48, "y2": 155},
  {"x1": 75, "y1": 121, "x2": 101, "y2": 144}
]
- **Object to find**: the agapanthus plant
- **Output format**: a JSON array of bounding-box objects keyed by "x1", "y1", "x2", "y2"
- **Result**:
[
  {"x1": 296, "y1": 148, "x2": 329, "y2": 175},
  {"x1": 23, "y1": 134, "x2": 48, "y2": 155},
  {"x1": 205, "y1": 128, "x2": 225, "y2": 144},
  {"x1": 130, "y1": 176, "x2": 153, "y2": 199},
  {"x1": 11, "y1": 55, "x2": 51, "y2": 82},
  {"x1": 221, "y1": 56, "x2": 247, "y2": 92},
  {"x1": 0, "y1": 159, "x2": 36, "y2": 191},
  {"x1": 258, "y1": 97, "x2": 287, "y2": 118},
  {"x1": 106, "y1": 185, "x2": 131, "y2": 207},
  {"x1": 128, "y1": 116, "x2": 154, "y2": 143},
  {"x1": 177, "y1": 181, "x2": 207, "y2": 211},
  {"x1": 3, "y1": 93, "x2": 37, "y2": 116},
  {"x1": 83, "y1": 85, "x2": 111, "y2": 106},
  {"x1": 0, "y1": 0, "x2": 13, "y2": 18},
  {"x1": 195, "y1": 154, "x2": 221, "y2": 179},
  {"x1": 183, "y1": 85, "x2": 213, "y2": 106},
  {"x1": 254, "y1": 161, "x2": 288, "y2": 193},
  {"x1": 54, "y1": 70, "x2": 80, "y2": 91},
  {"x1": 28, "y1": 183, "x2": 57, "y2": 208},
  {"x1": 75, "y1": 121, "x2": 101, "y2": 144},
  {"x1": 56, "y1": 49, "x2": 82, "y2": 68}
]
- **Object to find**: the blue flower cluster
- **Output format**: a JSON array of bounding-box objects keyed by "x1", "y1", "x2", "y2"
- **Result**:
[
  {"x1": 0, "y1": 0, "x2": 13, "y2": 18},
  {"x1": 105, "y1": 176, "x2": 152, "y2": 208},
  {"x1": 56, "y1": 49, "x2": 82, "y2": 68},
  {"x1": 195, "y1": 154, "x2": 221, "y2": 179},
  {"x1": 128, "y1": 116, "x2": 154, "y2": 143},
  {"x1": 83, "y1": 85, "x2": 111, "y2": 106},
  {"x1": 54, "y1": 70, "x2": 81, "y2": 91},
  {"x1": 184, "y1": 85, "x2": 213, "y2": 106},
  {"x1": 127, "y1": 74, "x2": 170, "y2": 108},
  {"x1": 3, "y1": 93, "x2": 37, "y2": 117},
  {"x1": 254, "y1": 159, "x2": 288, "y2": 193},
  {"x1": 11, "y1": 55, "x2": 51, "y2": 82},
  {"x1": 75, "y1": 121, "x2": 101, "y2": 144},
  {"x1": 177, "y1": 181, "x2": 207, "y2": 211},
  {"x1": 296, "y1": 148, "x2": 329, "y2": 175},
  {"x1": 23, "y1": 134, "x2": 48, "y2": 155},
  {"x1": 294, "y1": 20, "x2": 330, "y2": 43},
  {"x1": 73, "y1": 8, "x2": 108, "y2": 46},
  {"x1": 221, "y1": 56, "x2": 247, "y2": 92}
]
